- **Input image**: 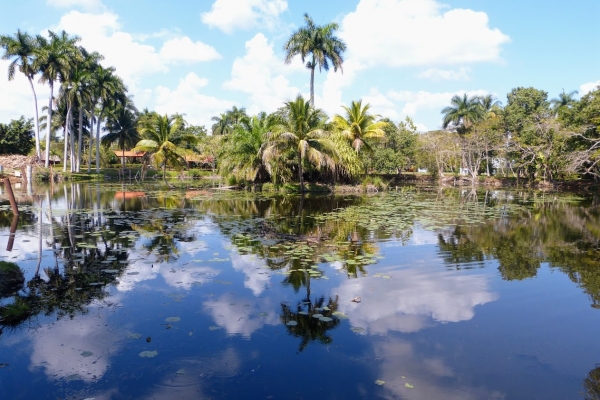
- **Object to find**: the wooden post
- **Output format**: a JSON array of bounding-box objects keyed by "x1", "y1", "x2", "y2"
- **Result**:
[
  {"x1": 6, "y1": 214, "x2": 18, "y2": 252},
  {"x1": 4, "y1": 178, "x2": 19, "y2": 216}
]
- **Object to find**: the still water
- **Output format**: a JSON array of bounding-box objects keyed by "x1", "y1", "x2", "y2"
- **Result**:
[{"x1": 0, "y1": 183, "x2": 599, "y2": 399}]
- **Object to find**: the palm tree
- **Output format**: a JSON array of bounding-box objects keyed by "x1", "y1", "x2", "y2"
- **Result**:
[
  {"x1": 333, "y1": 100, "x2": 388, "y2": 154},
  {"x1": 101, "y1": 99, "x2": 139, "y2": 168},
  {"x1": 35, "y1": 30, "x2": 81, "y2": 167},
  {"x1": 263, "y1": 95, "x2": 337, "y2": 192},
  {"x1": 211, "y1": 112, "x2": 232, "y2": 135},
  {"x1": 218, "y1": 112, "x2": 273, "y2": 182},
  {"x1": 477, "y1": 94, "x2": 503, "y2": 119},
  {"x1": 550, "y1": 89, "x2": 578, "y2": 117},
  {"x1": 225, "y1": 106, "x2": 248, "y2": 125},
  {"x1": 441, "y1": 93, "x2": 484, "y2": 133},
  {"x1": 133, "y1": 113, "x2": 198, "y2": 182},
  {"x1": 93, "y1": 70, "x2": 125, "y2": 173},
  {"x1": 284, "y1": 13, "x2": 346, "y2": 107},
  {"x1": 0, "y1": 30, "x2": 42, "y2": 158}
]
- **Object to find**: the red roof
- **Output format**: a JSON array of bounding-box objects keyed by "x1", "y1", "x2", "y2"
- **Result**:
[{"x1": 113, "y1": 151, "x2": 146, "y2": 157}]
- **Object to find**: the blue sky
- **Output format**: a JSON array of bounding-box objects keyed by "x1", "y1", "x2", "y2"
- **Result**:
[{"x1": 2, "y1": 0, "x2": 599, "y2": 131}]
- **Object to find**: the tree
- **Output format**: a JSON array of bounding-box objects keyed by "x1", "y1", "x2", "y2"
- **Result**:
[
  {"x1": 333, "y1": 100, "x2": 388, "y2": 154},
  {"x1": 133, "y1": 113, "x2": 197, "y2": 182},
  {"x1": 211, "y1": 113, "x2": 231, "y2": 135},
  {"x1": 0, "y1": 117, "x2": 34, "y2": 155},
  {"x1": 0, "y1": 30, "x2": 42, "y2": 158},
  {"x1": 101, "y1": 99, "x2": 139, "y2": 168},
  {"x1": 441, "y1": 93, "x2": 484, "y2": 133},
  {"x1": 550, "y1": 89, "x2": 578, "y2": 117},
  {"x1": 263, "y1": 95, "x2": 337, "y2": 192},
  {"x1": 218, "y1": 112, "x2": 273, "y2": 183},
  {"x1": 35, "y1": 30, "x2": 81, "y2": 168},
  {"x1": 503, "y1": 87, "x2": 550, "y2": 135},
  {"x1": 477, "y1": 94, "x2": 503, "y2": 119},
  {"x1": 284, "y1": 13, "x2": 346, "y2": 107}
]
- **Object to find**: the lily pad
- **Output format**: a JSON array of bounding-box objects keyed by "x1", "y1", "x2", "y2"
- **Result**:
[
  {"x1": 80, "y1": 351, "x2": 93, "y2": 357},
  {"x1": 286, "y1": 321, "x2": 298, "y2": 326},
  {"x1": 139, "y1": 350, "x2": 158, "y2": 358},
  {"x1": 128, "y1": 333, "x2": 142, "y2": 339},
  {"x1": 404, "y1": 383, "x2": 414, "y2": 389},
  {"x1": 165, "y1": 317, "x2": 181, "y2": 323},
  {"x1": 375, "y1": 380, "x2": 385, "y2": 386},
  {"x1": 209, "y1": 326, "x2": 221, "y2": 331}
]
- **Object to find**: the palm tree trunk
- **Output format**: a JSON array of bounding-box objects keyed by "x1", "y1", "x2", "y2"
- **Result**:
[
  {"x1": 45, "y1": 81, "x2": 54, "y2": 168},
  {"x1": 298, "y1": 152, "x2": 305, "y2": 192},
  {"x1": 28, "y1": 76, "x2": 41, "y2": 158},
  {"x1": 88, "y1": 104, "x2": 95, "y2": 173},
  {"x1": 309, "y1": 65, "x2": 315, "y2": 107},
  {"x1": 70, "y1": 111, "x2": 76, "y2": 172},
  {"x1": 77, "y1": 107, "x2": 83, "y2": 172},
  {"x1": 63, "y1": 105, "x2": 71, "y2": 173},
  {"x1": 95, "y1": 106, "x2": 104, "y2": 173}
]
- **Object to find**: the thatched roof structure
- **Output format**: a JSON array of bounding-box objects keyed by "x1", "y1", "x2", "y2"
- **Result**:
[{"x1": 0, "y1": 155, "x2": 44, "y2": 170}]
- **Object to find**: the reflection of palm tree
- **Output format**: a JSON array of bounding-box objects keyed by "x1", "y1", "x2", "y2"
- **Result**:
[
  {"x1": 583, "y1": 364, "x2": 600, "y2": 400},
  {"x1": 280, "y1": 295, "x2": 340, "y2": 352}
]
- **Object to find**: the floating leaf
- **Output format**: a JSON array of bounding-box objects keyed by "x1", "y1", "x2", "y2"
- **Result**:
[
  {"x1": 80, "y1": 351, "x2": 93, "y2": 357},
  {"x1": 319, "y1": 316, "x2": 333, "y2": 322},
  {"x1": 286, "y1": 321, "x2": 298, "y2": 326},
  {"x1": 404, "y1": 383, "x2": 414, "y2": 389},
  {"x1": 128, "y1": 333, "x2": 142, "y2": 339},
  {"x1": 375, "y1": 380, "x2": 385, "y2": 386},
  {"x1": 139, "y1": 351, "x2": 158, "y2": 358},
  {"x1": 209, "y1": 326, "x2": 221, "y2": 331},
  {"x1": 165, "y1": 317, "x2": 180, "y2": 322}
]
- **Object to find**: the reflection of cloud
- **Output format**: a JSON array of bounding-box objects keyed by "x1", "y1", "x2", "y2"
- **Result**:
[
  {"x1": 230, "y1": 252, "x2": 271, "y2": 296},
  {"x1": 372, "y1": 337, "x2": 505, "y2": 400},
  {"x1": 29, "y1": 310, "x2": 121, "y2": 382},
  {"x1": 116, "y1": 258, "x2": 220, "y2": 291},
  {"x1": 203, "y1": 293, "x2": 278, "y2": 337},
  {"x1": 334, "y1": 268, "x2": 496, "y2": 334}
]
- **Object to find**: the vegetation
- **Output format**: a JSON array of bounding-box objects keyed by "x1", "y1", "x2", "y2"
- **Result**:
[{"x1": 0, "y1": 116, "x2": 34, "y2": 155}]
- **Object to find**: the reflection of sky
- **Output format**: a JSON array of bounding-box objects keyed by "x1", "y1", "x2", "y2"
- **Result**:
[
  {"x1": 230, "y1": 252, "x2": 272, "y2": 296},
  {"x1": 371, "y1": 337, "x2": 506, "y2": 400},
  {"x1": 28, "y1": 305, "x2": 121, "y2": 382},
  {"x1": 203, "y1": 293, "x2": 279, "y2": 337},
  {"x1": 334, "y1": 266, "x2": 497, "y2": 334}
]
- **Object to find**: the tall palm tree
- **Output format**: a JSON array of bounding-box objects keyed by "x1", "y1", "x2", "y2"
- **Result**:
[
  {"x1": 284, "y1": 14, "x2": 346, "y2": 107},
  {"x1": 101, "y1": 99, "x2": 139, "y2": 168},
  {"x1": 225, "y1": 106, "x2": 248, "y2": 125},
  {"x1": 35, "y1": 30, "x2": 81, "y2": 167},
  {"x1": 550, "y1": 89, "x2": 578, "y2": 117},
  {"x1": 441, "y1": 93, "x2": 484, "y2": 133},
  {"x1": 263, "y1": 95, "x2": 337, "y2": 192},
  {"x1": 133, "y1": 113, "x2": 198, "y2": 182},
  {"x1": 93, "y1": 70, "x2": 125, "y2": 172},
  {"x1": 0, "y1": 30, "x2": 42, "y2": 157},
  {"x1": 333, "y1": 100, "x2": 388, "y2": 154}
]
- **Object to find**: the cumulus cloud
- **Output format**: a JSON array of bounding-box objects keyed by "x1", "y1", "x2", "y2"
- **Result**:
[
  {"x1": 230, "y1": 252, "x2": 272, "y2": 296},
  {"x1": 580, "y1": 80, "x2": 600, "y2": 95},
  {"x1": 339, "y1": 0, "x2": 510, "y2": 68},
  {"x1": 0, "y1": 60, "x2": 50, "y2": 124},
  {"x1": 418, "y1": 67, "x2": 470, "y2": 81},
  {"x1": 159, "y1": 37, "x2": 221, "y2": 64},
  {"x1": 154, "y1": 72, "x2": 234, "y2": 126},
  {"x1": 201, "y1": 0, "x2": 288, "y2": 34},
  {"x1": 223, "y1": 33, "x2": 303, "y2": 114}
]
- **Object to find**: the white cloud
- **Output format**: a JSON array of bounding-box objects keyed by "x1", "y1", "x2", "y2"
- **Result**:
[
  {"x1": 47, "y1": 0, "x2": 104, "y2": 10},
  {"x1": 580, "y1": 80, "x2": 600, "y2": 95},
  {"x1": 224, "y1": 33, "x2": 302, "y2": 114},
  {"x1": 154, "y1": 72, "x2": 234, "y2": 127},
  {"x1": 362, "y1": 88, "x2": 401, "y2": 120},
  {"x1": 201, "y1": 0, "x2": 288, "y2": 34},
  {"x1": 230, "y1": 252, "x2": 272, "y2": 296},
  {"x1": 340, "y1": 0, "x2": 510, "y2": 68},
  {"x1": 159, "y1": 37, "x2": 221, "y2": 64},
  {"x1": 54, "y1": 11, "x2": 166, "y2": 90},
  {"x1": 418, "y1": 67, "x2": 470, "y2": 81},
  {"x1": 0, "y1": 60, "x2": 50, "y2": 125}
]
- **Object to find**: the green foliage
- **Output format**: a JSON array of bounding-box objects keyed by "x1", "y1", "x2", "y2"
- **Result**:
[
  {"x1": 503, "y1": 87, "x2": 550, "y2": 134},
  {"x1": 0, "y1": 116, "x2": 34, "y2": 155}
]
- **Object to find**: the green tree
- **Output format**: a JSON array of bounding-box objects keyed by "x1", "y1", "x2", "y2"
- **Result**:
[
  {"x1": 284, "y1": 13, "x2": 346, "y2": 107},
  {"x1": 133, "y1": 113, "x2": 198, "y2": 182},
  {"x1": 550, "y1": 89, "x2": 578, "y2": 117},
  {"x1": 263, "y1": 95, "x2": 337, "y2": 191},
  {"x1": 503, "y1": 87, "x2": 550, "y2": 135},
  {"x1": 333, "y1": 100, "x2": 388, "y2": 154},
  {"x1": 101, "y1": 98, "x2": 139, "y2": 168},
  {"x1": 0, "y1": 30, "x2": 42, "y2": 158},
  {"x1": 35, "y1": 30, "x2": 81, "y2": 167},
  {"x1": 218, "y1": 112, "x2": 273, "y2": 183},
  {"x1": 441, "y1": 93, "x2": 484, "y2": 133},
  {"x1": 0, "y1": 116, "x2": 34, "y2": 155}
]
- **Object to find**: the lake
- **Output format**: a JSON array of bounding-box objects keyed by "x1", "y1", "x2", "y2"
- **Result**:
[{"x1": 0, "y1": 182, "x2": 599, "y2": 399}]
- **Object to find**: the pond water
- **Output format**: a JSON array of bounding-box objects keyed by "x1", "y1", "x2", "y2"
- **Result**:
[{"x1": 0, "y1": 182, "x2": 599, "y2": 399}]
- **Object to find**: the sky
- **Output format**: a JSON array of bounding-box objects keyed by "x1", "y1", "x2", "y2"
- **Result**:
[{"x1": 1, "y1": 0, "x2": 599, "y2": 132}]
